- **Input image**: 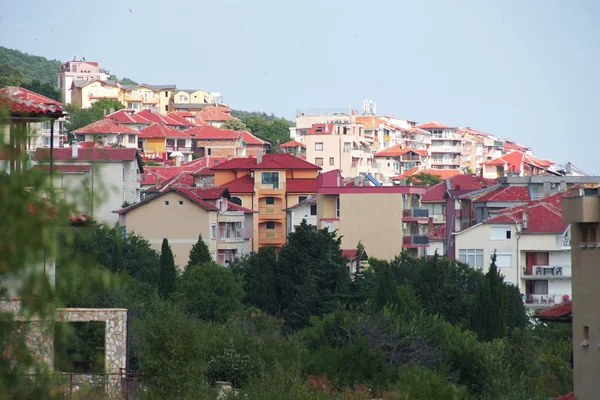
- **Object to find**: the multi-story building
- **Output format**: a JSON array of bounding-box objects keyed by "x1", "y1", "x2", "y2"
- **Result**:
[
  {"x1": 374, "y1": 144, "x2": 429, "y2": 183},
  {"x1": 58, "y1": 60, "x2": 109, "y2": 104},
  {"x1": 34, "y1": 146, "x2": 143, "y2": 223},
  {"x1": 121, "y1": 84, "x2": 176, "y2": 113},
  {"x1": 170, "y1": 90, "x2": 215, "y2": 114},
  {"x1": 183, "y1": 125, "x2": 245, "y2": 158},
  {"x1": 481, "y1": 151, "x2": 556, "y2": 179},
  {"x1": 72, "y1": 119, "x2": 139, "y2": 149},
  {"x1": 316, "y1": 170, "x2": 428, "y2": 259},
  {"x1": 212, "y1": 153, "x2": 321, "y2": 251},
  {"x1": 70, "y1": 79, "x2": 121, "y2": 109},
  {"x1": 562, "y1": 185, "x2": 600, "y2": 400},
  {"x1": 417, "y1": 121, "x2": 463, "y2": 170},
  {"x1": 137, "y1": 123, "x2": 193, "y2": 162},
  {"x1": 455, "y1": 192, "x2": 571, "y2": 306},
  {"x1": 286, "y1": 195, "x2": 317, "y2": 234},
  {"x1": 196, "y1": 106, "x2": 234, "y2": 127},
  {"x1": 117, "y1": 187, "x2": 255, "y2": 267}
]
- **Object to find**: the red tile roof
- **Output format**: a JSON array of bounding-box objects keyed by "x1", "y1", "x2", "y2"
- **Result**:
[
  {"x1": 117, "y1": 187, "x2": 219, "y2": 214},
  {"x1": 482, "y1": 151, "x2": 524, "y2": 173},
  {"x1": 374, "y1": 144, "x2": 428, "y2": 157},
  {"x1": 227, "y1": 203, "x2": 256, "y2": 214},
  {"x1": 197, "y1": 106, "x2": 234, "y2": 122},
  {"x1": 0, "y1": 86, "x2": 64, "y2": 115},
  {"x1": 342, "y1": 249, "x2": 358, "y2": 260},
  {"x1": 183, "y1": 125, "x2": 241, "y2": 140},
  {"x1": 212, "y1": 153, "x2": 321, "y2": 171},
  {"x1": 165, "y1": 112, "x2": 195, "y2": 127},
  {"x1": 394, "y1": 167, "x2": 463, "y2": 182},
  {"x1": 286, "y1": 179, "x2": 318, "y2": 193},
  {"x1": 473, "y1": 185, "x2": 530, "y2": 203},
  {"x1": 140, "y1": 171, "x2": 158, "y2": 185},
  {"x1": 416, "y1": 121, "x2": 454, "y2": 130},
  {"x1": 307, "y1": 123, "x2": 334, "y2": 135},
  {"x1": 222, "y1": 174, "x2": 254, "y2": 193},
  {"x1": 354, "y1": 116, "x2": 385, "y2": 130},
  {"x1": 35, "y1": 147, "x2": 138, "y2": 162},
  {"x1": 503, "y1": 140, "x2": 530, "y2": 153},
  {"x1": 170, "y1": 111, "x2": 195, "y2": 118},
  {"x1": 280, "y1": 140, "x2": 306, "y2": 148},
  {"x1": 33, "y1": 164, "x2": 92, "y2": 173},
  {"x1": 554, "y1": 392, "x2": 575, "y2": 400},
  {"x1": 181, "y1": 156, "x2": 229, "y2": 169},
  {"x1": 240, "y1": 130, "x2": 269, "y2": 146},
  {"x1": 421, "y1": 174, "x2": 497, "y2": 201},
  {"x1": 536, "y1": 301, "x2": 572, "y2": 319},
  {"x1": 73, "y1": 119, "x2": 137, "y2": 135},
  {"x1": 483, "y1": 191, "x2": 568, "y2": 233},
  {"x1": 105, "y1": 109, "x2": 151, "y2": 125},
  {"x1": 137, "y1": 109, "x2": 184, "y2": 126},
  {"x1": 138, "y1": 123, "x2": 190, "y2": 139}
]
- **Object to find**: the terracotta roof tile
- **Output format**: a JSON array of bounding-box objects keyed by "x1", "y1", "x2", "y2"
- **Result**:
[
  {"x1": 35, "y1": 147, "x2": 138, "y2": 162},
  {"x1": 240, "y1": 130, "x2": 268, "y2": 146},
  {"x1": 223, "y1": 174, "x2": 254, "y2": 193},
  {"x1": 105, "y1": 109, "x2": 151, "y2": 125},
  {"x1": 138, "y1": 123, "x2": 190, "y2": 139},
  {"x1": 286, "y1": 179, "x2": 318, "y2": 193},
  {"x1": 421, "y1": 175, "x2": 497, "y2": 201},
  {"x1": 280, "y1": 140, "x2": 306, "y2": 148},
  {"x1": 482, "y1": 151, "x2": 524, "y2": 173},
  {"x1": 374, "y1": 144, "x2": 428, "y2": 157},
  {"x1": 183, "y1": 125, "x2": 241, "y2": 140},
  {"x1": 0, "y1": 86, "x2": 64, "y2": 115},
  {"x1": 73, "y1": 119, "x2": 137, "y2": 135},
  {"x1": 473, "y1": 186, "x2": 530, "y2": 203},
  {"x1": 212, "y1": 153, "x2": 320, "y2": 171},
  {"x1": 197, "y1": 106, "x2": 233, "y2": 122},
  {"x1": 307, "y1": 123, "x2": 334, "y2": 135},
  {"x1": 416, "y1": 121, "x2": 454, "y2": 130},
  {"x1": 137, "y1": 109, "x2": 185, "y2": 126}
]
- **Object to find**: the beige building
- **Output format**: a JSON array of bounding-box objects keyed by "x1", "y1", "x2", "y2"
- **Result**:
[
  {"x1": 417, "y1": 121, "x2": 463, "y2": 170},
  {"x1": 170, "y1": 90, "x2": 215, "y2": 114},
  {"x1": 117, "y1": 187, "x2": 254, "y2": 267},
  {"x1": 121, "y1": 84, "x2": 176, "y2": 114},
  {"x1": 70, "y1": 79, "x2": 121, "y2": 109},
  {"x1": 562, "y1": 185, "x2": 600, "y2": 400},
  {"x1": 58, "y1": 60, "x2": 109, "y2": 104},
  {"x1": 316, "y1": 170, "x2": 427, "y2": 259}
]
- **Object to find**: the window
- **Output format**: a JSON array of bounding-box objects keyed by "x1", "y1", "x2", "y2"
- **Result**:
[
  {"x1": 315, "y1": 142, "x2": 323, "y2": 151},
  {"x1": 266, "y1": 221, "x2": 275, "y2": 229},
  {"x1": 207, "y1": 148, "x2": 212, "y2": 156},
  {"x1": 491, "y1": 226, "x2": 511, "y2": 240},
  {"x1": 261, "y1": 172, "x2": 280, "y2": 188},
  {"x1": 230, "y1": 197, "x2": 242, "y2": 206},
  {"x1": 458, "y1": 249, "x2": 484, "y2": 269},
  {"x1": 584, "y1": 326, "x2": 590, "y2": 341},
  {"x1": 179, "y1": 95, "x2": 186, "y2": 102},
  {"x1": 298, "y1": 196, "x2": 307, "y2": 203},
  {"x1": 315, "y1": 157, "x2": 323, "y2": 166},
  {"x1": 164, "y1": 105, "x2": 168, "y2": 112},
  {"x1": 128, "y1": 134, "x2": 136, "y2": 144},
  {"x1": 265, "y1": 197, "x2": 275, "y2": 205},
  {"x1": 178, "y1": 201, "x2": 183, "y2": 206},
  {"x1": 310, "y1": 204, "x2": 317, "y2": 216},
  {"x1": 165, "y1": 91, "x2": 168, "y2": 98},
  {"x1": 533, "y1": 280, "x2": 548, "y2": 294},
  {"x1": 211, "y1": 224, "x2": 216, "y2": 238},
  {"x1": 495, "y1": 253, "x2": 512, "y2": 268},
  {"x1": 336, "y1": 196, "x2": 340, "y2": 218},
  {"x1": 343, "y1": 142, "x2": 351, "y2": 152},
  {"x1": 329, "y1": 157, "x2": 334, "y2": 166},
  {"x1": 164, "y1": 201, "x2": 169, "y2": 206},
  {"x1": 325, "y1": 221, "x2": 333, "y2": 232},
  {"x1": 581, "y1": 223, "x2": 598, "y2": 247}
]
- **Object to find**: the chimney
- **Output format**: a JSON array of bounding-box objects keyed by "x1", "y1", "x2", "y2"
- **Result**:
[
  {"x1": 336, "y1": 172, "x2": 341, "y2": 187},
  {"x1": 72, "y1": 141, "x2": 78, "y2": 158},
  {"x1": 257, "y1": 150, "x2": 263, "y2": 164},
  {"x1": 174, "y1": 156, "x2": 181, "y2": 167},
  {"x1": 454, "y1": 184, "x2": 461, "y2": 191},
  {"x1": 522, "y1": 212, "x2": 529, "y2": 229}
]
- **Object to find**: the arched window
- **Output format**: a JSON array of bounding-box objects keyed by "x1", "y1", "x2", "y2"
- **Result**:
[{"x1": 230, "y1": 197, "x2": 242, "y2": 206}]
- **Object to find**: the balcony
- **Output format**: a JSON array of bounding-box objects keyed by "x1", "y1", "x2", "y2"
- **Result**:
[
  {"x1": 523, "y1": 265, "x2": 571, "y2": 280},
  {"x1": 524, "y1": 294, "x2": 569, "y2": 308},
  {"x1": 430, "y1": 158, "x2": 460, "y2": 165},
  {"x1": 259, "y1": 231, "x2": 284, "y2": 245},
  {"x1": 403, "y1": 234, "x2": 429, "y2": 248},
  {"x1": 258, "y1": 206, "x2": 284, "y2": 220},
  {"x1": 430, "y1": 146, "x2": 461, "y2": 154},
  {"x1": 256, "y1": 182, "x2": 286, "y2": 193},
  {"x1": 165, "y1": 146, "x2": 192, "y2": 153},
  {"x1": 403, "y1": 208, "x2": 429, "y2": 222}
]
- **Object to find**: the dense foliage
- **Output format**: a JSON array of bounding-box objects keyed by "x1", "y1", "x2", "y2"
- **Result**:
[
  {"x1": 65, "y1": 98, "x2": 124, "y2": 134},
  {"x1": 231, "y1": 110, "x2": 293, "y2": 152},
  {"x1": 0, "y1": 46, "x2": 62, "y2": 87},
  {"x1": 406, "y1": 172, "x2": 442, "y2": 186}
]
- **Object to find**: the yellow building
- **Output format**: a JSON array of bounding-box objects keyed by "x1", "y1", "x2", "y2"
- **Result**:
[
  {"x1": 212, "y1": 153, "x2": 321, "y2": 251},
  {"x1": 137, "y1": 123, "x2": 193, "y2": 161},
  {"x1": 70, "y1": 79, "x2": 122, "y2": 109},
  {"x1": 170, "y1": 89, "x2": 215, "y2": 113}
]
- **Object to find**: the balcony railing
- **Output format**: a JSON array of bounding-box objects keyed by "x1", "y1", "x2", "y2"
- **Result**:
[
  {"x1": 430, "y1": 158, "x2": 460, "y2": 165},
  {"x1": 403, "y1": 208, "x2": 429, "y2": 220},
  {"x1": 430, "y1": 146, "x2": 461, "y2": 153},
  {"x1": 259, "y1": 231, "x2": 284, "y2": 239},
  {"x1": 165, "y1": 146, "x2": 192, "y2": 152},
  {"x1": 523, "y1": 265, "x2": 570, "y2": 278},
  {"x1": 401, "y1": 155, "x2": 421, "y2": 162},
  {"x1": 258, "y1": 206, "x2": 283, "y2": 215},
  {"x1": 403, "y1": 234, "x2": 429, "y2": 248},
  {"x1": 524, "y1": 294, "x2": 569, "y2": 307}
]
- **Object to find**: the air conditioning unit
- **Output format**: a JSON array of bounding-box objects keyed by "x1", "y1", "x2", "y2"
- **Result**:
[{"x1": 432, "y1": 215, "x2": 444, "y2": 223}]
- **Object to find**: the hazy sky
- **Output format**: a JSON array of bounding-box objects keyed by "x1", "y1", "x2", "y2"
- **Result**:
[{"x1": 1, "y1": 0, "x2": 599, "y2": 173}]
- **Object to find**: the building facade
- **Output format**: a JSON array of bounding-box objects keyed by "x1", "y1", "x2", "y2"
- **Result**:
[{"x1": 58, "y1": 60, "x2": 109, "y2": 104}]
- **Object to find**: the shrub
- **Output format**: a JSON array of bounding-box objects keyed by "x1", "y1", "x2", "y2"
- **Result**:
[{"x1": 206, "y1": 348, "x2": 261, "y2": 388}]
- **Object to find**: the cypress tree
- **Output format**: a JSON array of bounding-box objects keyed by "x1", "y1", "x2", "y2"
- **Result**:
[
  {"x1": 159, "y1": 238, "x2": 177, "y2": 299},
  {"x1": 186, "y1": 233, "x2": 212, "y2": 270}
]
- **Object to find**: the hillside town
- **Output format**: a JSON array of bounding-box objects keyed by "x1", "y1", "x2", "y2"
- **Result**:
[{"x1": 0, "y1": 54, "x2": 594, "y2": 399}]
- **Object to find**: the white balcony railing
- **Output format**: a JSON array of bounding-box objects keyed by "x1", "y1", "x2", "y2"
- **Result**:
[
  {"x1": 256, "y1": 182, "x2": 285, "y2": 190},
  {"x1": 523, "y1": 265, "x2": 571, "y2": 278}
]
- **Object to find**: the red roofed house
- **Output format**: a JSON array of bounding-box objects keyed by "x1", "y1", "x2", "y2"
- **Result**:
[
  {"x1": 417, "y1": 121, "x2": 462, "y2": 170},
  {"x1": 116, "y1": 186, "x2": 255, "y2": 266},
  {"x1": 183, "y1": 125, "x2": 245, "y2": 158},
  {"x1": 392, "y1": 166, "x2": 463, "y2": 183},
  {"x1": 58, "y1": 59, "x2": 110, "y2": 105},
  {"x1": 213, "y1": 152, "x2": 321, "y2": 251},
  {"x1": 374, "y1": 144, "x2": 429, "y2": 182},
  {"x1": 138, "y1": 123, "x2": 193, "y2": 162},
  {"x1": 482, "y1": 151, "x2": 557, "y2": 179},
  {"x1": 105, "y1": 109, "x2": 152, "y2": 131},
  {"x1": 239, "y1": 130, "x2": 270, "y2": 157},
  {"x1": 197, "y1": 106, "x2": 234, "y2": 127},
  {"x1": 34, "y1": 147, "x2": 143, "y2": 223},
  {"x1": 73, "y1": 119, "x2": 139, "y2": 148},
  {"x1": 280, "y1": 140, "x2": 306, "y2": 157},
  {"x1": 316, "y1": 169, "x2": 428, "y2": 259},
  {"x1": 455, "y1": 191, "x2": 571, "y2": 307}
]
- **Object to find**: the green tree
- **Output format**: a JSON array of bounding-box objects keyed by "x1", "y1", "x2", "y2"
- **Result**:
[
  {"x1": 0, "y1": 46, "x2": 62, "y2": 86},
  {"x1": 0, "y1": 63, "x2": 24, "y2": 87},
  {"x1": 158, "y1": 238, "x2": 177, "y2": 299},
  {"x1": 21, "y1": 79, "x2": 60, "y2": 101},
  {"x1": 241, "y1": 246, "x2": 279, "y2": 314},
  {"x1": 406, "y1": 172, "x2": 442, "y2": 186},
  {"x1": 220, "y1": 118, "x2": 248, "y2": 131},
  {"x1": 186, "y1": 233, "x2": 212, "y2": 270},
  {"x1": 111, "y1": 230, "x2": 125, "y2": 273},
  {"x1": 173, "y1": 262, "x2": 244, "y2": 322},
  {"x1": 65, "y1": 98, "x2": 125, "y2": 133},
  {"x1": 469, "y1": 252, "x2": 507, "y2": 341}
]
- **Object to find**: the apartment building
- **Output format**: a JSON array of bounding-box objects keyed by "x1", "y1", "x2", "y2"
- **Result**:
[
  {"x1": 416, "y1": 121, "x2": 462, "y2": 170},
  {"x1": 70, "y1": 79, "x2": 121, "y2": 109},
  {"x1": 456, "y1": 127, "x2": 504, "y2": 173},
  {"x1": 316, "y1": 170, "x2": 427, "y2": 259},
  {"x1": 34, "y1": 147, "x2": 142, "y2": 223},
  {"x1": 170, "y1": 89, "x2": 215, "y2": 113},
  {"x1": 137, "y1": 123, "x2": 193, "y2": 162},
  {"x1": 374, "y1": 144, "x2": 429, "y2": 182},
  {"x1": 562, "y1": 185, "x2": 600, "y2": 400},
  {"x1": 481, "y1": 151, "x2": 556, "y2": 179},
  {"x1": 58, "y1": 60, "x2": 109, "y2": 104},
  {"x1": 122, "y1": 84, "x2": 176, "y2": 113},
  {"x1": 72, "y1": 119, "x2": 139, "y2": 149},
  {"x1": 117, "y1": 187, "x2": 254, "y2": 266},
  {"x1": 455, "y1": 192, "x2": 571, "y2": 306}
]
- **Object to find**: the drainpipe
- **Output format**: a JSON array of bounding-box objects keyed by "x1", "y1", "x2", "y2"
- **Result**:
[{"x1": 515, "y1": 221, "x2": 522, "y2": 291}]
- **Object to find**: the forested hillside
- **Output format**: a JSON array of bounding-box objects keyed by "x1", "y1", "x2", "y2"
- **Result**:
[{"x1": 0, "y1": 46, "x2": 62, "y2": 86}]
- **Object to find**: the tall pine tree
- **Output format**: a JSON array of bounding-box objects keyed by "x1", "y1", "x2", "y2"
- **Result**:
[
  {"x1": 186, "y1": 233, "x2": 212, "y2": 270},
  {"x1": 469, "y1": 252, "x2": 507, "y2": 341},
  {"x1": 159, "y1": 238, "x2": 177, "y2": 299}
]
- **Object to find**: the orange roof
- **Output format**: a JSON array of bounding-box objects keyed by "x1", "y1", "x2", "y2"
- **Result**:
[
  {"x1": 197, "y1": 106, "x2": 233, "y2": 122},
  {"x1": 416, "y1": 121, "x2": 455, "y2": 130},
  {"x1": 73, "y1": 119, "x2": 137, "y2": 135},
  {"x1": 240, "y1": 130, "x2": 269, "y2": 146},
  {"x1": 354, "y1": 116, "x2": 385, "y2": 129},
  {"x1": 393, "y1": 167, "x2": 462, "y2": 181},
  {"x1": 482, "y1": 151, "x2": 524, "y2": 173},
  {"x1": 138, "y1": 123, "x2": 190, "y2": 139},
  {"x1": 280, "y1": 140, "x2": 305, "y2": 148},
  {"x1": 374, "y1": 144, "x2": 428, "y2": 158},
  {"x1": 307, "y1": 123, "x2": 334, "y2": 135}
]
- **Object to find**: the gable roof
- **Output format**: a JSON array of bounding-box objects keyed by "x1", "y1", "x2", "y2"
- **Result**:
[
  {"x1": 416, "y1": 121, "x2": 454, "y2": 130},
  {"x1": 0, "y1": 86, "x2": 64, "y2": 116},
  {"x1": 374, "y1": 144, "x2": 428, "y2": 158},
  {"x1": 138, "y1": 123, "x2": 190, "y2": 139},
  {"x1": 482, "y1": 151, "x2": 524, "y2": 173},
  {"x1": 421, "y1": 174, "x2": 497, "y2": 201},
  {"x1": 280, "y1": 140, "x2": 306, "y2": 148},
  {"x1": 73, "y1": 119, "x2": 137, "y2": 135},
  {"x1": 137, "y1": 109, "x2": 184, "y2": 126},
  {"x1": 183, "y1": 125, "x2": 241, "y2": 140},
  {"x1": 35, "y1": 147, "x2": 139, "y2": 162},
  {"x1": 197, "y1": 106, "x2": 233, "y2": 122},
  {"x1": 116, "y1": 187, "x2": 220, "y2": 215},
  {"x1": 473, "y1": 185, "x2": 530, "y2": 203},
  {"x1": 212, "y1": 153, "x2": 321, "y2": 171},
  {"x1": 240, "y1": 130, "x2": 269, "y2": 146},
  {"x1": 105, "y1": 109, "x2": 151, "y2": 125},
  {"x1": 222, "y1": 174, "x2": 254, "y2": 193},
  {"x1": 307, "y1": 123, "x2": 334, "y2": 135},
  {"x1": 165, "y1": 112, "x2": 195, "y2": 127},
  {"x1": 483, "y1": 191, "x2": 568, "y2": 234}
]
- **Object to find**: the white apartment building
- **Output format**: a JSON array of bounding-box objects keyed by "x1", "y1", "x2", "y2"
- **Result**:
[
  {"x1": 417, "y1": 121, "x2": 463, "y2": 170},
  {"x1": 57, "y1": 60, "x2": 109, "y2": 104}
]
